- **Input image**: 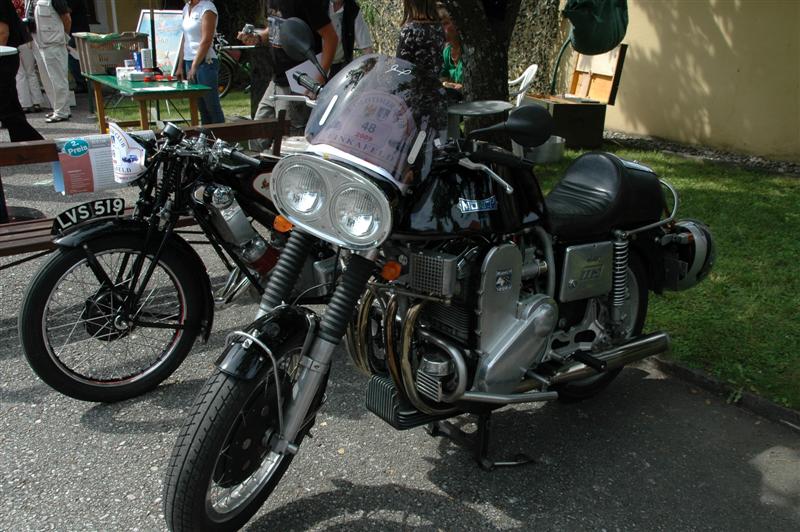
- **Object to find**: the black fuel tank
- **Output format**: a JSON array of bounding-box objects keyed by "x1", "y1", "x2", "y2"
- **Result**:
[{"x1": 396, "y1": 162, "x2": 542, "y2": 235}]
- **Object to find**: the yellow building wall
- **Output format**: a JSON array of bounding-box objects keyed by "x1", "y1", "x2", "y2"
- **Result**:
[{"x1": 604, "y1": 0, "x2": 800, "y2": 162}]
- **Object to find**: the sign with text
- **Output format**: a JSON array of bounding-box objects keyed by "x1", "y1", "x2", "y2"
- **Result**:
[{"x1": 137, "y1": 10, "x2": 184, "y2": 76}]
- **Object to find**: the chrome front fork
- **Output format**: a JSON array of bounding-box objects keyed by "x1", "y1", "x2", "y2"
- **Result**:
[{"x1": 257, "y1": 232, "x2": 377, "y2": 452}]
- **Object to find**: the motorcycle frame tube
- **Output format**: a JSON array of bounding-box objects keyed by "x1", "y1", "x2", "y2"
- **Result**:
[{"x1": 53, "y1": 217, "x2": 215, "y2": 342}]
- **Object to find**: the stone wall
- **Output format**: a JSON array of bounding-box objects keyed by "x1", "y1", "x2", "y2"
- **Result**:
[{"x1": 359, "y1": 0, "x2": 566, "y2": 94}]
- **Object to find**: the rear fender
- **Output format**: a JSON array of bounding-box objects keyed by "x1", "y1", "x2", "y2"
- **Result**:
[
  {"x1": 216, "y1": 306, "x2": 319, "y2": 380},
  {"x1": 53, "y1": 218, "x2": 216, "y2": 342},
  {"x1": 631, "y1": 231, "x2": 666, "y2": 294}
]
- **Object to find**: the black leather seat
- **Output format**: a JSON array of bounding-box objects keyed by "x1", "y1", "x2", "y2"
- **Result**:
[{"x1": 545, "y1": 153, "x2": 665, "y2": 240}]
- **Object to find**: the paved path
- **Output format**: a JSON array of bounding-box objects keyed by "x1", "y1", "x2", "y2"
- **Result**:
[{"x1": 1, "y1": 96, "x2": 799, "y2": 531}]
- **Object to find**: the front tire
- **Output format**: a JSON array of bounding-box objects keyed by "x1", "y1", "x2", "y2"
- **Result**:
[
  {"x1": 164, "y1": 334, "x2": 323, "y2": 531},
  {"x1": 19, "y1": 233, "x2": 205, "y2": 402}
]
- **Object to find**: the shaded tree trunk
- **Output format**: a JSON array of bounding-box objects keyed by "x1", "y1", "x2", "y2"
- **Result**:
[{"x1": 441, "y1": 0, "x2": 523, "y2": 103}]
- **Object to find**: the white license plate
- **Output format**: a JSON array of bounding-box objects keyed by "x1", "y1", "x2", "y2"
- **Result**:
[{"x1": 52, "y1": 198, "x2": 126, "y2": 235}]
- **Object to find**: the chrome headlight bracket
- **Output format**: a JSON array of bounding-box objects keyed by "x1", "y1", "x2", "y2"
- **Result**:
[{"x1": 270, "y1": 154, "x2": 393, "y2": 250}]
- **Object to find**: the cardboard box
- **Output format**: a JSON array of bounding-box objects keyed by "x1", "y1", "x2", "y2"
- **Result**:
[{"x1": 526, "y1": 45, "x2": 627, "y2": 149}]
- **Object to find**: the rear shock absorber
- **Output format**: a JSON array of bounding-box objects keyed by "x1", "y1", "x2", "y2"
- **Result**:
[
  {"x1": 257, "y1": 231, "x2": 315, "y2": 316},
  {"x1": 611, "y1": 230, "x2": 629, "y2": 326}
]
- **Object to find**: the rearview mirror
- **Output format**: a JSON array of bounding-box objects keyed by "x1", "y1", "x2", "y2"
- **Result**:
[
  {"x1": 467, "y1": 105, "x2": 554, "y2": 148},
  {"x1": 279, "y1": 17, "x2": 327, "y2": 81}
]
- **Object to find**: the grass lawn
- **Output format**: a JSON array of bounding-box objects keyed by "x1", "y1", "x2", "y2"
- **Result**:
[
  {"x1": 105, "y1": 90, "x2": 800, "y2": 409},
  {"x1": 538, "y1": 148, "x2": 800, "y2": 409}
]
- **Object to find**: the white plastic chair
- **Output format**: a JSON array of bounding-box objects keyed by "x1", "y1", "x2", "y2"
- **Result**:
[
  {"x1": 508, "y1": 63, "x2": 538, "y2": 156},
  {"x1": 508, "y1": 63, "x2": 539, "y2": 107}
]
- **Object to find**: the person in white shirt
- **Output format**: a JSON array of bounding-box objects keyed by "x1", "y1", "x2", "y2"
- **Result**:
[
  {"x1": 176, "y1": 0, "x2": 224, "y2": 124},
  {"x1": 29, "y1": 0, "x2": 71, "y2": 122},
  {"x1": 328, "y1": 0, "x2": 373, "y2": 76}
]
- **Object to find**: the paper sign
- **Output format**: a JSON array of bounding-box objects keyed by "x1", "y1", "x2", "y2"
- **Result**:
[
  {"x1": 286, "y1": 54, "x2": 324, "y2": 95},
  {"x1": 137, "y1": 10, "x2": 185, "y2": 76},
  {"x1": 53, "y1": 129, "x2": 155, "y2": 195},
  {"x1": 109, "y1": 123, "x2": 150, "y2": 184}
]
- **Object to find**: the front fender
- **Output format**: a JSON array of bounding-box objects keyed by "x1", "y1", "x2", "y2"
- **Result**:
[
  {"x1": 216, "y1": 306, "x2": 319, "y2": 380},
  {"x1": 53, "y1": 218, "x2": 216, "y2": 342}
]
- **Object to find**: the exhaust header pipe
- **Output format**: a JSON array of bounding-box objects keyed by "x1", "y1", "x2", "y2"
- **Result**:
[{"x1": 549, "y1": 332, "x2": 671, "y2": 385}]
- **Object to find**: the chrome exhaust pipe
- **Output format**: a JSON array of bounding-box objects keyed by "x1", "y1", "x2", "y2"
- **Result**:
[{"x1": 550, "y1": 332, "x2": 671, "y2": 385}]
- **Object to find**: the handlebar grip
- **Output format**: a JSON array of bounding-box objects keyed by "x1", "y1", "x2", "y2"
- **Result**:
[
  {"x1": 226, "y1": 148, "x2": 263, "y2": 168},
  {"x1": 293, "y1": 72, "x2": 321, "y2": 96}
]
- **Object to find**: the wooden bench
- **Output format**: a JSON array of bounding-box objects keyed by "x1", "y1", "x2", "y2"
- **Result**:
[{"x1": 0, "y1": 117, "x2": 289, "y2": 268}]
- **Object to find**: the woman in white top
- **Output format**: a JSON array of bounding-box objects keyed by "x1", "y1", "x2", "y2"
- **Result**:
[{"x1": 176, "y1": 0, "x2": 224, "y2": 124}]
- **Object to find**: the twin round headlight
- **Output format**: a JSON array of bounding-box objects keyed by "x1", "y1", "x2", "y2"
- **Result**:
[{"x1": 272, "y1": 158, "x2": 392, "y2": 249}]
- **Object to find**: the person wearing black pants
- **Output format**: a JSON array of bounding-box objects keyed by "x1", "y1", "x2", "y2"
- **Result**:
[
  {"x1": 66, "y1": 0, "x2": 88, "y2": 92},
  {"x1": 0, "y1": 0, "x2": 43, "y2": 141}
]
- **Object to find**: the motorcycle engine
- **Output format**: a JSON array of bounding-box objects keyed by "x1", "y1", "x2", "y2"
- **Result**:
[{"x1": 406, "y1": 239, "x2": 556, "y2": 400}]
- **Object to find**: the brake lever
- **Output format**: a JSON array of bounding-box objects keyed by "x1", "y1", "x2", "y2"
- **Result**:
[
  {"x1": 269, "y1": 94, "x2": 317, "y2": 108},
  {"x1": 458, "y1": 158, "x2": 514, "y2": 194}
]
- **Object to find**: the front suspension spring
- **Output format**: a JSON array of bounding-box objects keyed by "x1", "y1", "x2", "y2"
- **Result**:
[{"x1": 258, "y1": 231, "x2": 315, "y2": 313}]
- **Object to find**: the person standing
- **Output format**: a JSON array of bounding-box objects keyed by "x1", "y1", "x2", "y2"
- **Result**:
[
  {"x1": 238, "y1": 0, "x2": 338, "y2": 135},
  {"x1": 328, "y1": 0, "x2": 373, "y2": 76},
  {"x1": 12, "y1": 0, "x2": 42, "y2": 112},
  {"x1": 28, "y1": 0, "x2": 71, "y2": 122},
  {"x1": 0, "y1": 0, "x2": 43, "y2": 140},
  {"x1": 437, "y1": 4, "x2": 462, "y2": 90},
  {"x1": 396, "y1": 0, "x2": 444, "y2": 75},
  {"x1": 176, "y1": 0, "x2": 224, "y2": 124},
  {"x1": 65, "y1": 0, "x2": 88, "y2": 93}
]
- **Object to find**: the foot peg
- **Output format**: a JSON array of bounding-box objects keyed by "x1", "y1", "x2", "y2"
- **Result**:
[{"x1": 572, "y1": 351, "x2": 607, "y2": 372}]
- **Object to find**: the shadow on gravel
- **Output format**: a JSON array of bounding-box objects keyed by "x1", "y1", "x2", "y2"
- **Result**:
[
  {"x1": 79, "y1": 378, "x2": 207, "y2": 434},
  {"x1": 250, "y1": 365, "x2": 799, "y2": 530},
  {"x1": 247, "y1": 479, "x2": 500, "y2": 531},
  {"x1": 421, "y1": 369, "x2": 800, "y2": 530}
]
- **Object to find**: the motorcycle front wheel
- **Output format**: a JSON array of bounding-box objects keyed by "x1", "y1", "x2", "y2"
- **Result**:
[
  {"x1": 18, "y1": 233, "x2": 205, "y2": 402},
  {"x1": 164, "y1": 334, "x2": 324, "y2": 531}
]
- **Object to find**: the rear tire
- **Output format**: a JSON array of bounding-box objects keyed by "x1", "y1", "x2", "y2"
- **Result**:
[
  {"x1": 164, "y1": 334, "x2": 324, "y2": 531},
  {"x1": 553, "y1": 253, "x2": 649, "y2": 401}
]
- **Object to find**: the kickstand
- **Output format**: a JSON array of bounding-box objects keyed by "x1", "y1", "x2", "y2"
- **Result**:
[{"x1": 427, "y1": 412, "x2": 533, "y2": 471}]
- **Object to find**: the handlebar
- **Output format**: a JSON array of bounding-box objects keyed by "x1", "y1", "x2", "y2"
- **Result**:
[
  {"x1": 221, "y1": 146, "x2": 263, "y2": 168},
  {"x1": 294, "y1": 72, "x2": 322, "y2": 96}
]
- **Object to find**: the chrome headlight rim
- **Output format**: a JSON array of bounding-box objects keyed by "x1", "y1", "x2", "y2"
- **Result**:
[
  {"x1": 272, "y1": 161, "x2": 329, "y2": 220},
  {"x1": 329, "y1": 184, "x2": 389, "y2": 245},
  {"x1": 270, "y1": 154, "x2": 393, "y2": 250}
]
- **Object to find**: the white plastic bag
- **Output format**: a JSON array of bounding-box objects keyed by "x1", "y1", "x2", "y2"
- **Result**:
[{"x1": 110, "y1": 122, "x2": 148, "y2": 184}]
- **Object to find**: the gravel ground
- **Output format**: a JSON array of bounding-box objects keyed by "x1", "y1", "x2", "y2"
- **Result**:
[
  {"x1": 604, "y1": 130, "x2": 800, "y2": 177},
  {"x1": 1, "y1": 96, "x2": 799, "y2": 531}
]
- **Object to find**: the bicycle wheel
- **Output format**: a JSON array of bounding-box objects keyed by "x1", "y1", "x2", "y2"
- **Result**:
[
  {"x1": 19, "y1": 232, "x2": 205, "y2": 402},
  {"x1": 218, "y1": 59, "x2": 234, "y2": 99}
]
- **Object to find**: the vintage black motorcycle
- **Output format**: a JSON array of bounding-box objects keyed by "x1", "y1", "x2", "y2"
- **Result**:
[
  {"x1": 163, "y1": 20, "x2": 714, "y2": 531},
  {"x1": 19, "y1": 125, "x2": 334, "y2": 402}
]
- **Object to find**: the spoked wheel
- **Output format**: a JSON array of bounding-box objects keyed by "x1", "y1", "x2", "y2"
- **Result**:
[
  {"x1": 218, "y1": 60, "x2": 234, "y2": 99},
  {"x1": 164, "y1": 333, "x2": 324, "y2": 531},
  {"x1": 19, "y1": 233, "x2": 204, "y2": 402},
  {"x1": 553, "y1": 253, "x2": 649, "y2": 401}
]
